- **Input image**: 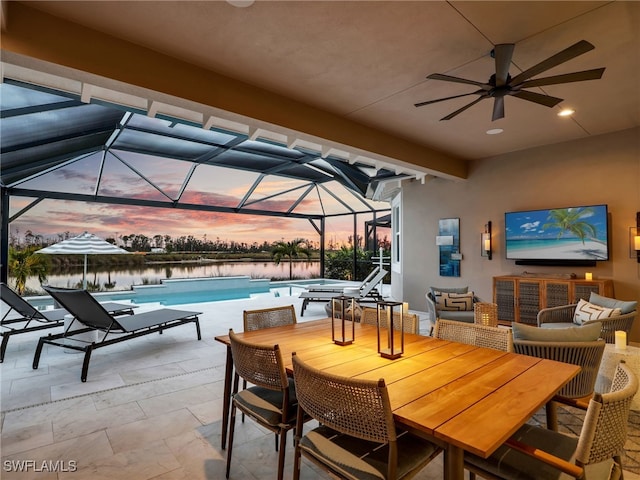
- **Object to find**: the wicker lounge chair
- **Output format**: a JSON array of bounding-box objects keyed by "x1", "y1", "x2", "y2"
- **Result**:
[
  {"x1": 433, "y1": 319, "x2": 513, "y2": 352},
  {"x1": 360, "y1": 306, "x2": 419, "y2": 334},
  {"x1": 291, "y1": 353, "x2": 442, "y2": 480},
  {"x1": 465, "y1": 361, "x2": 638, "y2": 480},
  {"x1": 1, "y1": 282, "x2": 135, "y2": 362},
  {"x1": 226, "y1": 329, "x2": 299, "y2": 480},
  {"x1": 33, "y1": 285, "x2": 201, "y2": 382}
]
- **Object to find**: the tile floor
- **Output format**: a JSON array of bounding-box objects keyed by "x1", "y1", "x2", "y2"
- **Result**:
[{"x1": 1, "y1": 294, "x2": 638, "y2": 479}]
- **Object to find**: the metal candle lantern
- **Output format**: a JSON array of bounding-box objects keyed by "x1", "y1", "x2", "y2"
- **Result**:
[
  {"x1": 331, "y1": 295, "x2": 355, "y2": 346},
  {"x1": 376, "y1": 300, "x2": 404, "y2": 359}
]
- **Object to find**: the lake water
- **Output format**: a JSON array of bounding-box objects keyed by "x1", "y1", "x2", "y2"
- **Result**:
[{"x1": 18, "y1": 260, "x2": 321, "y2": 292}]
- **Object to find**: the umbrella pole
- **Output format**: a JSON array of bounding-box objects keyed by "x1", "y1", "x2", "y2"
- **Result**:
[{"x1": 83, "y1": 254, "x2": 87, "y2": 290}]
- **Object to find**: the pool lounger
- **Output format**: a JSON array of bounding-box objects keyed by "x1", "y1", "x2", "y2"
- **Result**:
[
  {"x1": 1, "y1": 282, "x2": 136, "y2": 363},
  {"x1": 34, "y1": 285, "x2": 202, "y2": 382}
]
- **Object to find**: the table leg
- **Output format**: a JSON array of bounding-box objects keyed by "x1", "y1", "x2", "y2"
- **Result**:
[
  {"x1": 444, "y1": 444, "x2": 464, "y2": 480},
  {"x1": 221, "y1": 345, "x2": 233, "y2": 450}
]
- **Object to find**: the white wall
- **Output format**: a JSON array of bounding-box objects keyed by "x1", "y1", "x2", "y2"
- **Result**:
[{"x1": 401, "y1": 127, "x2": 640, "y2": 341}]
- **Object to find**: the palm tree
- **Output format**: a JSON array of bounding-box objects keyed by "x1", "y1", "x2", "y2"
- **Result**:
[
  {"x1": 542, "y1": 207, "x2": 597, "y2": 244},
  {"x1": 8, "y1": 246, "x2": 50, "y2": 295},
  {"x1": 271, "y1": 238, "x2": 311, "y2": 280}
]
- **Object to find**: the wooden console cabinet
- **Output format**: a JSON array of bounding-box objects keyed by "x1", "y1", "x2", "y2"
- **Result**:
[{"x1": 493, "y1": 275, "x2": 614, "y2": 325}]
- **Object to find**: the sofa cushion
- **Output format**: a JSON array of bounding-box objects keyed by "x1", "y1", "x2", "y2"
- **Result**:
[
  {"x1": 513, "y1": 321, "x2": 601, "y2": 342},
  {"x1": 435, "y1": 291, "x2": 474, "y2": 311},
  {"x1": 438, "y1": 310, "x2": 475, "y2": 323},
  {"x1": 573, "y1": 298, "x2": 621, "y2": 325},
  {"x1": 588, "y1": 292, "x2": 637, "y2": 315}
]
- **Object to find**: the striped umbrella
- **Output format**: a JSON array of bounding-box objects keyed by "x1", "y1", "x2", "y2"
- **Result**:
[{"x1": 36, "y1": 232, "x2": 130, "y2": 289}]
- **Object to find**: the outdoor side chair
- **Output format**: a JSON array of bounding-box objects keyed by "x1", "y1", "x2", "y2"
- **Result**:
[
  {"x1": 360, "y1": 306, "x2": 419, "y2": 334},
  {"x1": 465, "y1": 361, "x2": 638, "y2": 480},
  {"x1": 514, "y1": 337, "x2": 606, "y2": 430},
  {"x1": 433, "y1": 319, "x2": 513, "y2": 352},
  {"x1": 1, "y1": 282, "x2": 135, "y2": 362},
  {"x1": 291, "y1": 353, "x2": 442, "y2": 480},
  {"x1": 33, "y1": 285, "x2": 201, "y2": 382},
  {"x1": 243, "y1": 304, "x2": 297, "y2": 331},
  {"x1": 226, "y1": 329, "x2": 300, "y2": 480}
]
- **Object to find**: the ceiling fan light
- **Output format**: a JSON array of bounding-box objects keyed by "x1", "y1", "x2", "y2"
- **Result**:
[{"x1": 558, "y1": 108, "x2": 575, "y2": 117}]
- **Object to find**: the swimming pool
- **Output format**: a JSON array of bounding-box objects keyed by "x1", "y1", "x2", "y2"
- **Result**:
[{"x1": 27, "y1": 276, "x2": 354, "y2": 308}]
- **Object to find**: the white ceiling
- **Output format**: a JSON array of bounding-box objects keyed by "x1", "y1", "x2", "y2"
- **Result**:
[{"x1": 6, "y1": 1, "x2": 640, "y2": 169}]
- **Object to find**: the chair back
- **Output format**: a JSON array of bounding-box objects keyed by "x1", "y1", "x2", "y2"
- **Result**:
[
  {"x1": 575, "y1": 361, "x2": 638, "y2": 466},
  {"x1": 1, "y1": 282, "x2": 41, "y2": 319},
  {"x1": 434, "y1": 319, "x2": 513, "y2": 352},
  {"x1": 513, "y1": 339, "x2": 605, "y2": 398},
  {"x1": 42, "y1": 285, "x2": 121, "y2": 331},
  {"x1": 361, "y1": 307, "x2": 419, "y2": 334},
  {"x1": 474, "y1": 302, "x2": 498, "y2": 327},
  {"x1": 358, "y1": 268, "x2": 388, "y2": 298},
  {"x1": 229, "y1": 329, "x2": 289, "y2": 391},
  {"x1": 243, "y1": 305, "x2": 296, "y2": 332},
  {"x1": 292, "y1": 353, "x2": 395, "y2": 444}
]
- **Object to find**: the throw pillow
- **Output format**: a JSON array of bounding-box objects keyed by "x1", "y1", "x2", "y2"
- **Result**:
[
  {"x1": 435, "y1": 291, "x2": 474, "y2": 311},
  {"x1": 430, "y1": 286, "x2": 468, "y2": 299},
  {"x1": 588, "y1": 292, "x2": 637, "y2": 315},
  {"x1": 573, "y1": 298, "x2": 622, "y2": 325},
  {"x1": 512, "y1": 321, "x2": 602, "y2": 342}
]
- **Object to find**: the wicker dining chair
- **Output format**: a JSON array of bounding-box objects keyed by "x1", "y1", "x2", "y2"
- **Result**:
[
  {"x1": 465, "y1": 361, "x2": 638, "y2": 480},
  {"x1": 474, "y1": 302, "x2": 499, "y2": 327},
  {"x1": 513, "y1": 337, "x2": 606, "y2": 431},
  {"x1": 226, "y1": 329, "x2": 299, "y2": 480},
  {"x1": 433, "y1": 319, "x2": 513, "y2": 352},
  {"x1": 360, "y1": 306, "x2": 419, "y2": 334},
  {"x1": 243, "y1": 304, "x2": 297, "y2": 331},
  {"x1": 291, "y1": 353, "x2": 442, "y2": 480}
]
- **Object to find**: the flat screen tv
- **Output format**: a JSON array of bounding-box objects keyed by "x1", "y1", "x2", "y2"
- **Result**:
[{"x1": 505, "y1": 204, "x2": 609, "y2": 264}]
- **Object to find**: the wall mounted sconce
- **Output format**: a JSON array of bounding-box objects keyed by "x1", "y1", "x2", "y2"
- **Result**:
[
  {"x1": 630, "y1": 212, "x2": 640, "y2": 263},
  {"x1": 481, "y1": 221, "x2": 492, "y2": 260},
  {"x1": 331, "y1": 295, "x2": 355, "y2": 346}
]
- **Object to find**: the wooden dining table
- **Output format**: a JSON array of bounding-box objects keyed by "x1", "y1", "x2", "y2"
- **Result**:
[{"x1": 214, "y1": 318, "x2": 580, "y2": 480}]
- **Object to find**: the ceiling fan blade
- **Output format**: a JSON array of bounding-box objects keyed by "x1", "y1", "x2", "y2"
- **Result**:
[
  {"x1": 492, "y1": 97, "x2": 505, "y2": 121},
  {"x1": 440, "y1": 96, "x2": 486, "y2": 121},
  {"x1": 512, "y1": 90, "x2": 564, "y2": 107},
  {"x1": 510, "y1": 40, "x2": 595, "y2": 85},
  {"x1": 414, "y1": 91, "x2": 483, "y2": 108},
  {"x1": 516, "y1": 68, "x2": 605, "y2": 88},
  {"x1": 494, "y1": 44, "x2": 515, "y2": 87},
  {"x1": 427, "y1": 73, "x2": 492, "y2": 90}
]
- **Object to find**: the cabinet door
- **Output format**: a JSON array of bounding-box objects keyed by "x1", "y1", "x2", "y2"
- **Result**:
[
  {"x1": 545, "y1": 281, "x2": 571, "y2": 308},
  {"x1": 494, "y1": 279, "x2": 516, "y2": 324},
  {"x1": 573, "y1": 282, "x2": 602, "y2": 303},
  {"x1": 517, "y1": 280, "x2": 541, "y2": 325}
]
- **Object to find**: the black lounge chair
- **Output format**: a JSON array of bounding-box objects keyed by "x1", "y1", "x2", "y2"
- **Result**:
[
  {"x1": 1, "y1": 282, "x2": 136, "y2": 362},
  {"x1": 34, "y1": 285, "x2": 202, "y2": 382}
]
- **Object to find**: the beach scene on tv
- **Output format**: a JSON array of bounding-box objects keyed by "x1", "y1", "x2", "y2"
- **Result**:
[{"x1": 505, "y1": 205, "x2": 609, "y2": 261}]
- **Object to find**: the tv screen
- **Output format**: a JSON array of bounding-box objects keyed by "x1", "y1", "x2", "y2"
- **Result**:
[{"x1": 505, "y1": 204, "x2": 609, "y2": 261}]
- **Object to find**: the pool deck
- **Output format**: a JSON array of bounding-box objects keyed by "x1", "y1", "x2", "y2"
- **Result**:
[{"x1": 1, "y1": 293, "x2": 638, "y2": 480}]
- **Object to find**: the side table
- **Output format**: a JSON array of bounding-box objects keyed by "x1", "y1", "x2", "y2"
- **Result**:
[{"x1": 595, "y1": 343, "x2": 640, "y2": 411}]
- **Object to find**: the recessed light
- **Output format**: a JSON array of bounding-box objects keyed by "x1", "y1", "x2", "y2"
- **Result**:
[
  {"x1": 226, "y1": 0, "x2": 255, "y2": 7},
  {"x1": 486, "y1": 128, "x2": 503, "y2": 135},
  {"x1": 558, "y1": 109, "x2": 575, "y2": 117}
]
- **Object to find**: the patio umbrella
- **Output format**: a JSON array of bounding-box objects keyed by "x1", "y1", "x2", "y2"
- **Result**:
[{"x1": 36, "y1": 232, "x2": 130, "y2": 289}]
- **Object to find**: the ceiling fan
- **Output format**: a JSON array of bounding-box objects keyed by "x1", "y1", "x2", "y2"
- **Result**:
[{"x1": 415, "y1": 40, "x2": 605, "y2": 121}]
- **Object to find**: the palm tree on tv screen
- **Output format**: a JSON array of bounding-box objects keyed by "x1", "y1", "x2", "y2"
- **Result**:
[{"x1": 542, "y1": 207, "x2": 597, "y2": 244}]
